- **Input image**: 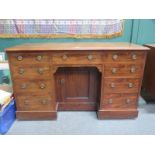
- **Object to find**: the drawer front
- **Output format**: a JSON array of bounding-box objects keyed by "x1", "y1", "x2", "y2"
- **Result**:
[
  {"x1": 8, "y1": 53, "x2": 49, "y2": 65},
  {"x1": 104, "y1": 64, "x2": 144, "y2": 77},
  {"x1": 101, "y1": 93, "x2": 138, "y2": 109},
  {"x1": 52, "y1": 53, "x2": 102, "y2": 64},
  {"x1": 16, "y1": 96, "x2": 56, "y2": 111},
  {"x1": 104, "y1": 78, "x2": 140, "y2": 93},
  {"x1": 11, "y1": 65, "x2": 51, "y2": 79},
  {"x1": 14, "y1": 80, "x2": 52, "y2": 95},
  {"x1": 104, "y1": 51, "x2": 145, "y2": 62}
]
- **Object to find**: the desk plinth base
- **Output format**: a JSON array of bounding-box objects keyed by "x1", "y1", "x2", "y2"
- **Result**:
[
  {"x1": 97, "y1": 109, "x2": 138, "y2": 119},
  {"x1": 16, "y1": 111, "x2": 57, "y2": 120}
]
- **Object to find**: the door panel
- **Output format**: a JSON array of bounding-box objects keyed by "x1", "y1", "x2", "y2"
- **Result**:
[{"x1": 55, "y1": 67, "x2": 101, "y2": 107}]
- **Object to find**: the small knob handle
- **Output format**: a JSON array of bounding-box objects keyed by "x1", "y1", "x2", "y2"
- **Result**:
[
  {"x1": 24, "y1": 100, "x2": 29, "y2": 106},
  {"x1": 41, "y1": 99, "x2": 48, "y2": 105},
  {"x1": 112, "y1": 54, "x2": 118, "y2": 60},
  {"x1": 128, "y1": 83, "x2": 133, "y2": 88},
  {"x1": 110, "y1": 83, "x2": 115, "y2": 88},
  {"x1": 108, "y1": 99, "x2": 113, "y2": 104},
  {"x1": 37, "y1": 68, "x2": 44, "y2": 74},
  {"x1": 36, "y1": 55, "x2": 43, "y2": 61},
  {"x1": 132, "y1": 54, "x2": 137, "y2": 60},
  {"x1": 18, "y1": 68, "x2": 25, "y2": 74},
  {"x1": 60, "y1": 79, "x2": 65, "y2": 85},
  {"x1": 40, "y1": 83, "x2": 46, "y2": 89},
  {"x1": 87, "y1": 55, "x2": 93, "y2": 60},
  {"x1": 130, "y1": 66, "x2": 136, "y2": 73},
  {"x1": 126, "y1": 99, "x2": 131, "y2": 104},
  {"x1": 21, "y1": 83, "x2": 27, "y2": 89},
  {"x1": 17, "y1": 55, "x2": 23, "y2": 61},
  {"x1": 112, "y1": 68, "x2": 117, "y2": 74},
  {"x1": 62, "y1": 55, "x2": 68, "y2": 60}
]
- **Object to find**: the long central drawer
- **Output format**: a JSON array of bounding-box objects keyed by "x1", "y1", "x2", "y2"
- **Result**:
[{"x1": 52, "y1": 52, "x2": 102, "y2": 64}]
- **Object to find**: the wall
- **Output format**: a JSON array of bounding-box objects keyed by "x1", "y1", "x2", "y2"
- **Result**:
[
  {"x1": 0, "y1": 19, "x2": 133, "y2": 52},
  {"x1": 134, "y1": 19, "x2": 155, "y2": 44}
]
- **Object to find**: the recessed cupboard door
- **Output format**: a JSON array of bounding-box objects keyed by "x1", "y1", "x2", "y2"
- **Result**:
[{"x1": 55, "y1": 67, "x2": 101, "y2": 106}]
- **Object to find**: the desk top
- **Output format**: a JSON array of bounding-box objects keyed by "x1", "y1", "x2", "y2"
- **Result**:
[
  {"x1": 144, "y1": 44, "x2": 155, "y2": 48},
  {"x1": 5, "y1": 42, "x2": 149, "y2": 52}
]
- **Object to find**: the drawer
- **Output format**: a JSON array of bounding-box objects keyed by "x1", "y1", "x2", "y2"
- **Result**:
[
  {"x1": 101, "y1": 93, "x2": 138, "y2": 109},
  {"x1": 13, "y1": 80, "x2": 52, "y2": 95},
  {"x1": 104, "y1": 78, "x2": 140, "y2": 93},
  {"x1": 11, "y1": 64, "x2": 51, "y2": 79},
  {"x1": 16, "y1": 96, "x2": 56, "y2": 111},
  {"x1": 104, "y1": 51, "x2": 145, "y2": 62},
  {"x1": 8, "y1": 53, "x2": 49, "y2": 65},
  {"x1": 104, "y1": 63, "x2": 144, "y2": 77},
  {"x1": 52, "y1": 53, "x2": 102, "y2": 64}
]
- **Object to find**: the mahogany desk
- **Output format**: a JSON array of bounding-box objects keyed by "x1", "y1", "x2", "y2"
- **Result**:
[{"x1": 5, "y1": 42, "x2": 149, "y2": 120}]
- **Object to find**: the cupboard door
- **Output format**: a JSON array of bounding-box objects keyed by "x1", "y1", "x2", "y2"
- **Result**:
[{"x1": 55, "y1": 67, "x2": 101, "y2": 105}]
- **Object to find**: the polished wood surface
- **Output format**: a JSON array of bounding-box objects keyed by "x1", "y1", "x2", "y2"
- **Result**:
[
  {"x1": 55, "y1": 67, "x2": 101, "y2": 111},
  {"x1": 6, "y1": 42, "x2": 148, "y2": 120},
  {"x1": 142, "y1": 44, "x2": 155, "y2": 100},
  {"x1": 5, "y1": 42, "x2": 149, "y2": 51}
]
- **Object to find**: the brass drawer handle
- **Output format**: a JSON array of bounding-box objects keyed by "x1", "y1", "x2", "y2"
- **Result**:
[
  {"x1": 41, "y1": 99, "x2": 48, "y2": 105},
  {"x1": 132, "y1": 54, "x2": 137, "y2": 60},
  {"x1": 37, "y1": 68, "x2": 44, "y2": 74},
  {"x1": 18, "y1": 68, "x2": 25, "y2": 74},
  {"x1": 108, "y1": 99, "x2": 113, "y2": 104},
  {"x1": 24, "y1": 100, "x2": 29, "y2": 106},
  {"x1": 111, "y1": 68, "x2": 117, "y2": 74},
  {"x1": 21, "y1": 83, "x2": 27, "y2": 89},
  {"x1": 112, "y1": 54, "x2": 118, "y2": 60},
  {"x1": 87, "y1": 55, "x2": 93, "y2": 60},
  {"x1": 17, "y1": 55, "x2": 23, "y2": 61},
  {"x1": 126, "y1": 99, "x2": 131, "y2": 104},
  {"x1": 110, "y1": 83, "x2": 115, "y2": 88},
  {"x1": 40, "y1": 83, "x2": 46, "y2": 89},
  {"x1": 36, "y1": 55, "x2": 43, "y2": 61},
  {"x1": 62, "y1": 55, "x2": 68, "y2": 60},
  {"x1": 128, "y1": 83, "x2": 133, "y2": 88},
  {"x1": 130, "y1": 67, "x2": 136, "y2": 73}
]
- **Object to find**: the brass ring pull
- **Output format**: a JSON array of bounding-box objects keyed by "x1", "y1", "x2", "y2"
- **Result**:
[
  {"x1": 62, "y1": 55, "x2": 68, "y2": 60},
  {"x1": 21, "y1": 83, "x2": 27, "y2": 89},
  {"x1": 36, "y1": 55, "x2": 43, "y2": 61},
  {"x1": 126, "y1": 99, "x2": 131, "y2": 104},
  {"x1": 132, "y1": 54, "x2": 137, "y2": 60},
  {"x1": 111, "y1": 83, "x2": 115, "y2": 88},
  {"x1": 128, "y1": 83, "x2": 133, "y2": 88},
  {"x1": 37, "y1": 68, "x2": 44, "y2": 74},
  {"x1": 24, "y1": 100, "x2": 29, "y2": 105},
  {"x1": 130, "y1": 67, "x2": 136, "y2": 73},
  {"x1": 112, "y1": 54, "x2": 118, "y2": 60},
  {"x1": 112, "y1": 68, "x2": 117, "y2": 74},
  {"x1": 41, "y1": 99, "x2": 48, "y2": 105},
  {"x1": 17, "y1": 55, "x2": 23, "y2": 61},
  {"x1": 108, "y1": 99, "x2": 113, "y2": 104},
  {"x1": 18, "y1": 68, "x2": 25, "y2": 74},
  {"x1": 40, "y1": 83, "x2": 46, "y2": 89},
  {"x1": 87, "y1": 55, "x2": 93, "y2": 60}
]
